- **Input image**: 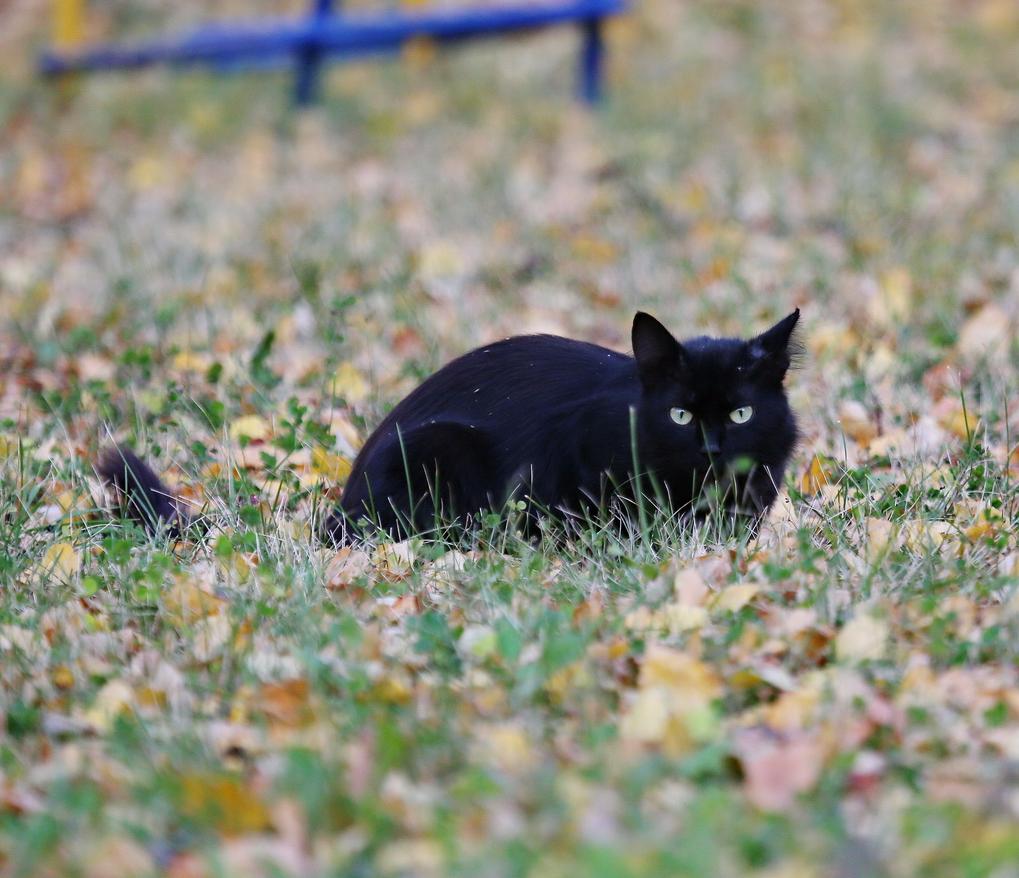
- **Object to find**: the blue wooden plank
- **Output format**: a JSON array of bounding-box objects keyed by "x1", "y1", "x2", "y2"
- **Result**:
[{"x1": 39, "y1": 0, "x2": 625, "y2": 74}]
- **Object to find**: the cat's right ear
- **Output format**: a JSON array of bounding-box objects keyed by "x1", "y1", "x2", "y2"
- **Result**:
[
  {"x1": 744, "y1": 308, "x2": 801, "y2": 383},
  {"x1": 632, "y1": 312, "x2": 684, "y2": 388}
]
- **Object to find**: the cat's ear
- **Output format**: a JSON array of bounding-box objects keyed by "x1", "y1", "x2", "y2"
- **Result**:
[
  {"x1": 632, "y1": 312, "x2": 685, "y2": 388},
  {"x1": 744, "y1": 309, "x2": 801, "y2": 383}
]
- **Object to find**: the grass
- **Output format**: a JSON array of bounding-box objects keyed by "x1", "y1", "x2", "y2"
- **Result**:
[{"x1": 2, "y1": 0, "x2": 1019, "y2": 875}]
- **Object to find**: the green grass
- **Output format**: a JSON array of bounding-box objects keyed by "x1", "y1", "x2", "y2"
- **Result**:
[{"x1": 2, "y1": 1, "x2": 1019, "y2": 875}]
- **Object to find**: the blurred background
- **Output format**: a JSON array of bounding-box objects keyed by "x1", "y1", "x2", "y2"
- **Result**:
[
  {"x1": 1, "y1": 0, "x2": 1018, "y2": 460},
  {"x1": 4, "y1": 4, "x2": 1019, "y2": 875}
]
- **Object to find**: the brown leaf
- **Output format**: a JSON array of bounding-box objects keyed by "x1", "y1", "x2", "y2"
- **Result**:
[{"x1": 733, "y1": 727, "x2": 825, "y2": 811}]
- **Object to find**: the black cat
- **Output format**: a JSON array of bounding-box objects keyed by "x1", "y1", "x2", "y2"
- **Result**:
[{"x1": 100, "y1": 310, "x2": 800, "y2": 544}]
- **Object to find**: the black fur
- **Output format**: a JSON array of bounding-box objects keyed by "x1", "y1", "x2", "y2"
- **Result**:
[
  {"x1": 97, "y1": 446, "x2": 189, "y2": 538},
  {"x1": 99, "y1": 311, "x2": 800, "y2": 545},
  {"x1": 326, "y1": 310, "x2": 800, "y2": 542}
]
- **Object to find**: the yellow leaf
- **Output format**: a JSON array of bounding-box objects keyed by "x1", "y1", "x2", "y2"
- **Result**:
[
  {"x1": 54, "y1": 0, "x2": 85, "y2": 49},
  {"x1": 372, "y1": 674, "x2": 413, "y2": 705},
  {"x1": 459, "y1": 625, "x2": 497, "y2": 660},
  {"x1": 128, "y1": 155, "x2": 169, "y2": 191},
  {"x1": 869, "y1": 266, "x2": 913, "y2": 326},
  {"x1": 571, "y1": 234, "x2": 619, "y2": 265},
  {"x1": 86, "y1": 679, "x2": 136, "y2": 731},
  {"x1": 865, "y1": 517, "x2": 896, "y2": 560},
  {"x1": 800, "y1": 454, "x2": 835, "y2": 496},
  {"x1": 620, "y1": 687, "x2": 670, "y2": 744},
  {"x1": 163, "y1": 575, "x2": 225, "y2": 627},
  {"x1": 43, "y1": 542, "x2": 80, "y2": 580},
  {"x1": 311, "y1": 446, "x2": 353, "y2": 482},
  {"x1": 172, "y1": 350, "x2": 212, "y2": 373},
  {"x1": 621, "y1": 645, "x2": 722, "y2": 754},
  {"x1": 54, "y1": 490, "x2": 77, "y2": 512},
  {"x1": 0, "y1": 435, "x2": 20, "y2": 458},
  {"x1": 178, "y1": 773, "x2": 271, "y2": 836},
  {"x1": 836, "y1": 613, "x2": 888, "y2": 663},
  {"x1": 478, "y1": 723, "x2": 536, "y2": 774},
  {"x1": 808, "y1": 320, "x2": 858, "y2": 359},
  {"x1": 934, "y1": 398, "x2": 980, "y2": 441},
  {"x1": 374, "y1": 540, "x2": 417, "y2": 576},
  {"x1": 229, "y1": 414, "x2": 271, "y2": 443},
  {"x1": 901, "y1": 519, "x2": 955, "y2": 552},
  {"x1": 640, "y1": 646, "x2": 722, "y2": 699},
  {"x1": 331, "y1": 362, "x2": 370, "y2": 404},
  {"x1": 325, "y1": 547, "x2": 373, "y2": 589},
  {"x1": 712, "y1": 583, "x2": 761, "y2": 614},
  {"x1": 661, "y1": 602, "x2": 709, "y2": 633},
  {"x1": 624, "y1": 605, "x2": 656, "y2": 632},
  {"x1": 416, "y1": 241, "x2": 463, "y2": 281},
  {"x1": 52, "y1": 665, "x2": 74, "y2": 690}
]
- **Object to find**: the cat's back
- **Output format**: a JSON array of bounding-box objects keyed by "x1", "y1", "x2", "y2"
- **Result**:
[{"x1": 373, "y1": 333, "x2": 631, "y2": 433}]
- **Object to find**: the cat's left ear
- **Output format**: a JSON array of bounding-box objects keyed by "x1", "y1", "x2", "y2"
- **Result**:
[
  {"x1": 744, "y1": 309, "x2": 801, "y2": 383},
  {"x1": 632, "y1": 312, "x2": 685, "y2": 388}
]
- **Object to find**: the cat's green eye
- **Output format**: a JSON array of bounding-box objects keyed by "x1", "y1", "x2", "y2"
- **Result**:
[
  {"x1": 729, "y1": 406, "x2": 754, "y2": 424},
  {"x1": 669, "y1": 408, "x2": 693, "y2": 426}
]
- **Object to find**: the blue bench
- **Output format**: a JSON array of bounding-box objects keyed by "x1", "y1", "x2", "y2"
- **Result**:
[{"x1": 39, "y1": 0, "x2": 628, "y2": 105}]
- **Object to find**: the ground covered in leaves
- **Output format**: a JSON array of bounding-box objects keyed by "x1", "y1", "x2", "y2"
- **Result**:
[{"x1": 2, "y1": 0, "x2": 1019, "y2": 875}]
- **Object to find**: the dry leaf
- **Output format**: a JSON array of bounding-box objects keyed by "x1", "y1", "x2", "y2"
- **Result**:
[
  {"x1": 42, "y1": 542, "x2": 80, "y2": 580},
  {"x1": 837, "y1": 400, "x2": 877, "y2": 445},
  {"x1": 836, "y1": 613, "x2": 889, "y2": 663},
  {"x1": 332, "y1": 362, "x2": 370, "y2": 404},
  {"x1": 86, "y1": 679, "x2": 136, "y2": 732},
  {"x1": 733, "y1": 727, "x2": 825, "y2": 811},
  {"x1": 229, "y1": 414, "x2": 271, "y2": 442},
  {"x1": 957, "y1": 303, "x2": 1012, "y2": 363},
  {"x1": 712, "y1": 583, "x2": 761, "y2": 614},
  {"x1": 311, "y1": 446, "x2": 353, "y2": 483},
  {"x1": 800, "y1": 454, "x2": 836, "y2": 495},
  {"x1": 163, "y1": 574, "x2": 225, "y2": 627},
  {"x1": 178, "y1": 773, "x2": 272, "y2": 836}
]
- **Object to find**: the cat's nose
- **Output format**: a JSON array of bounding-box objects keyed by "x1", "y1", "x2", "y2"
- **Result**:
[{"x1": 700, "y1": 430, "x2": 722, "y2": 456}]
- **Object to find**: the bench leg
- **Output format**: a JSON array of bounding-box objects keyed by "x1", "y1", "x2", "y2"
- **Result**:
[
  {"x1": 294, "y1": 0, "x2": 335, "y2": 105},
  {"x1": 578, "y1": 17, "x2": 604, "y2": 104}
]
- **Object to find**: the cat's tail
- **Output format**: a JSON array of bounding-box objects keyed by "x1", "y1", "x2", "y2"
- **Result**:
[{"x1": 97, "y1": 445, "x2": 189, "y2": 537}]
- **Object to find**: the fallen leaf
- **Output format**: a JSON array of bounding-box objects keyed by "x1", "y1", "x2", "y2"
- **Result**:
[
  {"x1": 957, "y1": 303, "x2": 1012, "y2": 364},
  {"x1": 163, "y1": 574, "x2": 225, "y2": 627},
  {"x1": 229, "y1": 414, "x2": 271, "y2": 443},
  {"x1": 42, "y1": 542, "x2": 80, "y2": 580},
  {"x1": 837, "y1": 399, "x2": 877, "y2": 444},
  {"x1": 178, "y1": 772, "x2": 272, "y2": 836},
  {"x1": 312, "y1": 446, "x2": 353, "y2": 482},
  {"x1": 712, "y1": 583, "x2": 761, "y2": 614},
  {"x1": 86, "y1": 679, "x2": 136, "y2": 732},
  {"x1": 257, "y1": 678, "x2": 313, "y2": 730},
  {"x1": 733, "y1": 727, "x2": 825, "y2": 811},
  {"x1": 800, "y1": 454, "x2": 836, "y2": 495},
  {"x1": 836, "y1": 612, "x2": 889, "y2": 663},
  {"x1": 331, "y1": 362, "x2": 370, "y2": 404},
  {"x1": 620, "y1": 645, "x2": 722, "y2": 756}
]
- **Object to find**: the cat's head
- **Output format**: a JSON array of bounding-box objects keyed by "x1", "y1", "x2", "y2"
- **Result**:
[{"x1": 631, "y1": 309, "x2": 800, "y2": 489}]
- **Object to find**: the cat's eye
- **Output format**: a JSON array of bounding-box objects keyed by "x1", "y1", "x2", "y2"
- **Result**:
[
  {"x1": 669, "y1": 407, "x2": 693, "y2": 426},
  {"x1": 729, "y1": 406, "x2": 754, "y2": 425}
]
